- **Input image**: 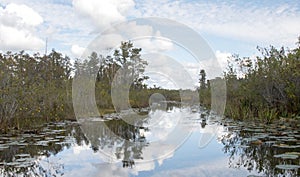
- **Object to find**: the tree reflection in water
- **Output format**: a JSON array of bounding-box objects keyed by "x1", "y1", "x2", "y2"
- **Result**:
[
  {"x1": 2, "y1": 109, "x2": 299, "y2": 176},
  {"x1": 219, "y1": 120, "x2": 300, "y2": 177},
  {"x1": 0, "y1": 117, "x2": 149, "y2": 176},
  {"x1": 0, "y1": 122, "x2": 87, "y2": 176},
  {"x1": 81, "y1": 114, "x2": 149, "y2": 168},
  {"x1": 2, "y1": 105, "x2": 184, "y2": 176}
]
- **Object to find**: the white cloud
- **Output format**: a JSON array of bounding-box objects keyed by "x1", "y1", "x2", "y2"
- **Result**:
[
  {"x1": 143, "y1": 54, "x2": 195, "y2": 89},
  {"x1": 72, "y1": 0, "x2": 135, "y2": 30},
  {"x1": 168, "y1": 50, "x2": 231, "y2": 88},
  {"x1": 134, "y1": 37, "x2": 173, "y2": 53},
  {"x1": 0, "y1": 0, "x2": 96, "y2": 56},
  {"x1": 0, "y1": 25, "x2": 44, "y2": 50},
  {"x1": 0, "y1": 3, "x2": 44, "y2": 51},
  {"x1": 142, "y1": 50, "x2": 230, "y2": 89},
  {"x1": 2, "y1": 0, "x2": 298, "y2": 59},
  {"x1": 114, "y1": 21, "x2": 174, "y2": 52},
  {"x1": 3, "y1": 3, "x2": 43, "y2": 26},
  {"x1": 84, "y1": 21, "x2": 174, "y2": 57},
  {"x1": 179, "y1": 50, "x2": 231, "y2": 81},
  {"x1": 71, "y1": 44, "x2": 86, "y2": 58},
  {"x1": 215, "y1": 50, "x2": 231, "y2": 72},
  {"x1": 132, "y1": 1, "x2": 300, "y2": 48}
]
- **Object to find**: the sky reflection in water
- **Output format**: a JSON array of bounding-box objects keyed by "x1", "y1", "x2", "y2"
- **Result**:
[
  {"x1": 45, "y1": 108, "x2": 257, "y2": 177},
  {"x1": 2, "y1": 107, "x2": 299, "y2": 176}
]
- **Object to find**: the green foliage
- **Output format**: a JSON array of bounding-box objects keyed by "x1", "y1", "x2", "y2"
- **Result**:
[
  {"x1": 199, "y1": 69, "x2": 206, "y2": 90},
  {"x1": 73, "y1": 41, "x2": 149, "y2": 111},
  {"x1": 198, "y1": 69, "x2": 211, "y2": 108},
  {"x1": 224, "y1": 37, "x2": 300, "y2": 121},
  {"x1": 0, "y1": 50, "x2": 73, "y2": 129},
  {"x1": 2, "y1": 37, "x2": 299, "y2": 129},
  {"x1": 0, "y1": 41, "x2": 181, "y2": 130}
]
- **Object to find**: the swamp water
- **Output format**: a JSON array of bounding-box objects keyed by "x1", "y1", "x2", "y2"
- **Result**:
[{"x1": 0, "y1": 107, "x2": 299, "y2": 177}]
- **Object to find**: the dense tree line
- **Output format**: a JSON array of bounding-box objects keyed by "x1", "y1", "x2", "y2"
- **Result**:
[
  {"x1": 0, "y1": 41, "x2": 182, "y2": 129},
  {"x1": 73, "y1": 41, "x2": 150, "y2": 112},
  {"x1": 74, "y1": 41, "x2": 183, "y2": 112},
  {"x1": 0, "y1": 41, "x2": 150, "y2": 129},
  {"x1": 0, "y1": 50, "x2": 73, "y2": 129},
  {"x1": 1, "y1": 38, "x2": 299, "y2": 130},
  {"x1": 199, "y1": 37, "x2": 300, "y2": 122}
]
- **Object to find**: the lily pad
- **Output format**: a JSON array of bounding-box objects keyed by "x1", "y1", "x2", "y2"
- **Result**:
[
  {"x1": 0, "y1": 145, "x2": 9, "y2": 150},
  {"x1": 274, "y1": 153, "x2": 298, "y2": 159},
  {"x1": 250, "y1": 140, "x2": 263, "y2": 145},
  {"x1": 244, "y1": 128, "x2": 265, "y2": 132},
  {"x1": 242, "y1": 137, "x2": 259, "y2": 142},
  {"x1": 52, "y1": 129, "x2": 66, "y2": 133},
  {"x1": 0, "y1": 137, "x2": 10, "y2": 140},
  {"x1": 280, "y1": 138, "x2": 298, "y2": 142},
  {"x1": 17, "y1": 143, "x2": 29, "y2": 146},
  {"x1": 45, "y1": 137, "x2": 55, "y2": 140},
  {"x1": 15, "y1": 153, "x2": 30, "y2": 158},
  {"x1": 48, "y1": 139, "x2": 60, "y2": 142},
  {"x1": 35, "y1": 140, "x2": 49, "y2": 146},
  {"x1": 266, "y1": 129, "x2": 277, "y2": 133},
  {"x1": 264, "y1": 141, "x2": 277, "y2": 145},
  {"x1": 285, "y1": 152, "x2": 300, "y2": 156},
  {"x1": 15, "y1": 163, "x2": 33, "y2": 168},
  {"x1": 238, "y1": 145, "x2": 250, "y2": 148},
  {"x1": 8, "y1": 141, "x2": 20, "y2": 146},
  {"x1": 21, "y1": 157, "x2": 36, "y2": 162},
  {"x1": 275, "y1": 164, "x2": 300, "y2": 170},
  {"x1": 16, "y1": 158, "x2": 27, "y2": 162},
  {"x1": 273, "y1": 144, "x2": 300, "y2": 148},
  {"x1": 274, "y1": 136, "x2": 291, "y2": 139},
  {"x1": 5, "y1": 162, "x2": 21, "y2": 166},
  {"x1": 55, "y1": 136, "x2": 65, "y2": 139},
  {"x1": 55, "y1": 142, "x2": 66, "y2": 145},
  {"x1": 293, "y1": 135, "x2": 300, "y2": 138},
  {"x1": 253, "y1": 134, "x2": 269, "y2": 140}
]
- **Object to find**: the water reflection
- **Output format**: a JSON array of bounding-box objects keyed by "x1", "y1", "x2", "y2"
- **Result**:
[
  {"x1": 0, "y1": 107, "x2": 299, "y2": 176},
  {"x1": 78, "y1": 106, "x2": 193, "y2": 168},
  {"x1": 220, "y1": 119, "x2": 300, "y2": 176},
  {"x1": 81, "y1": 118, "x2": 149, "y2": 168},
  {"x1": 0, "y1": 122, "x2": 86, "y2": 176}
]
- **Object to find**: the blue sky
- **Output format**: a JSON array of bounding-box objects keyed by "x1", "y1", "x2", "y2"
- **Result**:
[
  {"x1": 0, "y1": 0, "x2": 300, "y2": 87},
  {"x1": 1, "y1": 0, "x2": 299, "y2": 55}
]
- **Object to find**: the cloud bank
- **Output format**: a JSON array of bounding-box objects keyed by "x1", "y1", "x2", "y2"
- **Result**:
[{"x1": 0, "y1": 3, "x2": 44, "y2": 50}]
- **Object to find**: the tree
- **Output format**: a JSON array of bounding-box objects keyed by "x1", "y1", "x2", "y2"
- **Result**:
[
  {"x1": 199, "y1": 69, "x2": 206, "y2": 89},
  {"x1": 223, "y1": 37, "x2": 300, "y2": 121}
]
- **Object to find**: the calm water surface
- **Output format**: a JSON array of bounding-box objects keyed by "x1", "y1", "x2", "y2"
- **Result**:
[{"x1": 0, "y1": 107, "x2": 299, "y2": 177}]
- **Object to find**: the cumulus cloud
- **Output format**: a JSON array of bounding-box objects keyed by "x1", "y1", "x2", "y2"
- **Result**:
[
  {"x1": 2, "y1": 3, "x2": 43, "y2": 26},
  {"x1": 0, "y1": 3, "x2": 44, "y2": 51},
  {"x1": 83, "y1": 21, "x2": 174, "y2": 58},
  {"x1": 147, "y1": 50, "x2": 231, "y2": 89},
  {"x1": 71, "y1": 44, "x2": 86, "y2": 58},
  {"x1": 141, "y1": 50, "x2": 230, "y2": 89},
  {"x1": 72, "y1": 0, "x2": 135, "y2": 30},
  {"x1": 134, "y1": 37, "x2": 173, "y2": 53},
  {"x1": 215, "y1": 50, "x2": 231, "y2": 72},
  {"x1": 104, "y1": 20, "x2": 174, "y2": 52},
  {"x1": 143, "y1": 54, "x2": 195, "y2": 89}
]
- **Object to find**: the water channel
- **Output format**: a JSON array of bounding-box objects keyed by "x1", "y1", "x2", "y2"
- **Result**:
[{"x1": 0, "y1": 106, "x2": 299, "y2": 177}]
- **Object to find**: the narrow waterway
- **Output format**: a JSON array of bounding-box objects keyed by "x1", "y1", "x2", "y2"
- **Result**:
[{"x1": 0, "y1": 107, "x2": 299, "y2": 177}]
